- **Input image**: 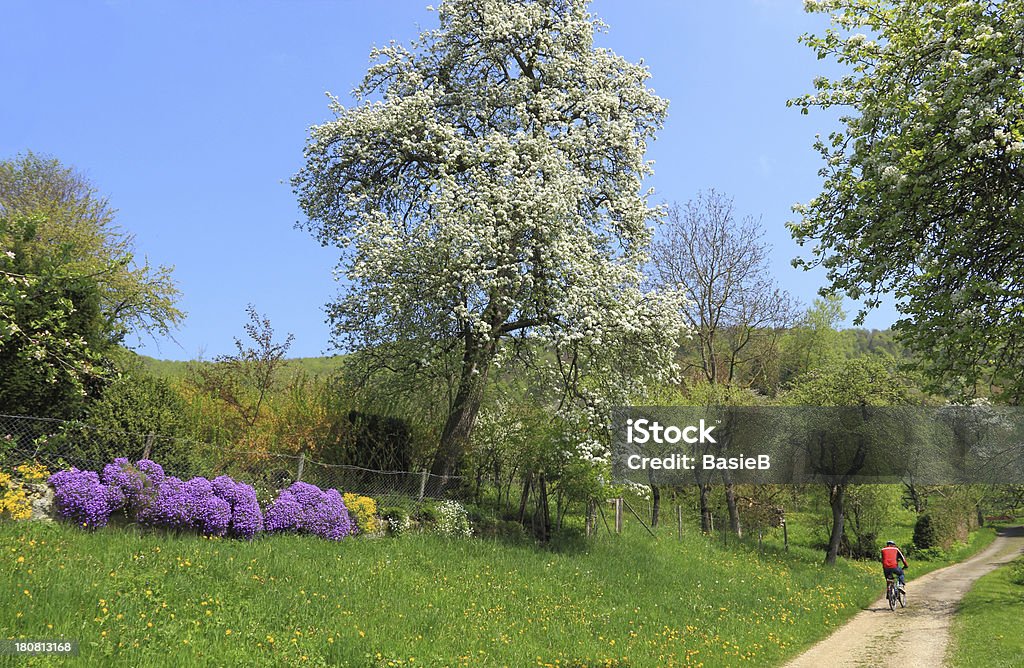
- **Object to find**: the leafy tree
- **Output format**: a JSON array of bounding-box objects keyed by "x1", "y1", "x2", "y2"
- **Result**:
[
  {"x1": 293, "y1": 0, "x2": 685, "y2": 478},
  {"x1": 790, "y1": 0, "x2": 1024, "y2": 402},
  {"x1": 0, "y1": 153, "x2": 183, "y2": 343},
  {"x1": 1, "y1": 215, "x2": 109, "y2": 418},
  {"x1": 776, "y1": 296, "x2": 846, "y2": 386},
  {"x1": 782, "y1": 357, "x2": 917, "y2": 564}
]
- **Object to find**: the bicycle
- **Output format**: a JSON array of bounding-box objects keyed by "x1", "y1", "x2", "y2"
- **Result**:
[{"x1": 885, "y1": 575, "x2": 906, "y2": 610}]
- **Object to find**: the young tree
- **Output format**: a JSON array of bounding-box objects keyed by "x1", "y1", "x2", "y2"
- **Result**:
[
  {"x1": 649, "y1": 190, "x2": 796, "y2": 535},
  {"x1": 790, "y1": 0, "x2": 1024, "y2": 402},
  {"x1": 190, "y1": 305, "x2": 294, "y2": 443},
  {"x1": 651, "y1": 191, "x2": 798, "y2": 389},
  {"x1": 293, "y1": 0, "x2": 684, "y2": 479}
]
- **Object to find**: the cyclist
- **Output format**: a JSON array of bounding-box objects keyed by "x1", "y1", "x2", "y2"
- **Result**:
[{"x1": 881, "y1": 540, "x2": 908, "y2": 590}]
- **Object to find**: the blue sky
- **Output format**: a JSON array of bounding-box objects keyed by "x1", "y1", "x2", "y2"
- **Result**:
[{"x1": 1, "y1": 1, "x2": 895, "y2": 361}]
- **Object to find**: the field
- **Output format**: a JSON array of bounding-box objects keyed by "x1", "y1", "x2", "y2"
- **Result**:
[{"x1": 1, "y1": 520, "x2": 886, "y2": 668}]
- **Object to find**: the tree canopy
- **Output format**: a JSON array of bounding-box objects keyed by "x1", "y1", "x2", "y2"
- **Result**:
[
  {"x1": 790, "y1": 0, "x2": 1024, "y2": 402},
  {"x1": 0, "y1": 153, "x2": 184, "y2": 417},
  {"x1": 293, "y1": 0, "x2": 686, "y2": 478}
]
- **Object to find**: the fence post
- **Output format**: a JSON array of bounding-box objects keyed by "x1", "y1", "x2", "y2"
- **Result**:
[
  {"x1": 142, "y1": 432, "x2": 155, "y2": 460},
  {"x1": 296, "y1": 451, "x2": 306, "y2": 482},
  {"x1": 612, "y1": 498, "x2": 623, "y2": 534},
  {"x1": 418, "y1": 468, "x2": 428, "y2": 503}
]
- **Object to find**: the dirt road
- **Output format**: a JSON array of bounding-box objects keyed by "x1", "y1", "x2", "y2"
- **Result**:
[{"x1": 783, "y1": 526, "x2": 1024, "y2": 668}]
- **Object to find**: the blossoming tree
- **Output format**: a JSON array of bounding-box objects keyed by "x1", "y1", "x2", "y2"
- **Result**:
[
  {"x1": 294, "y1": 0, "x2": 686, "y2": 478},
  {"x1": 790, "y1": 0, "x2": 1024, "y2": 402}
]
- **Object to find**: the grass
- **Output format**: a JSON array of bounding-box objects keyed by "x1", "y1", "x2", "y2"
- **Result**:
[
  {"x1": 1, "y1": 520, "x2": 883, "y2": 668},
  {"x1": 0, "y1": 509, "x2": 1002, "y2": 668},
  {"x1": 949, "y1": 556, "x2": 1024, "y2": 668}
]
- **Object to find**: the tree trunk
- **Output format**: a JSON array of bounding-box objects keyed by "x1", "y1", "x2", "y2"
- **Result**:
[
  {"x1": 825, "y1": 483, "x2": 846, "y2": 565},
  {"x1": 517, "y1": 473, "x2": 532, "y2": 524},
  {"x1": 651, "y1": 484, "x2": 661, "y2": 528},
  {"x1": 724, "y1": 474, "x2": 742, "y2": 538},
  {"x1": 429, "y1": 335, "x2": 494, "y2": 481},
  {"x1": 536, "y1": 474, "x2": 551, "y2": 542},
  {"x1": 699, "y1": 483, "x2": 712, "y2": 533}
]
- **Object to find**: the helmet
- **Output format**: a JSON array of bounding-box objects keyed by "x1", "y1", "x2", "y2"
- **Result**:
[{"x1": 886, "y1": 540, "x2": 896, "y2": 546}]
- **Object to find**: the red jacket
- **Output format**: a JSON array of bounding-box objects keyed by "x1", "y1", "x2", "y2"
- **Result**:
[{"x1": 881, "y1": 545, "x2": 907, "y2": 569}]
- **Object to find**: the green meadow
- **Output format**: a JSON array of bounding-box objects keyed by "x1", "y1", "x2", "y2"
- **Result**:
[{"x1": 1, "y1": 520, "x2": 884, "y2": 668}]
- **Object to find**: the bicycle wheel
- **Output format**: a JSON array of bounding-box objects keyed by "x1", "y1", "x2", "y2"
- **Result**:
[
  {"x1": 898, "y1": 588, "x2": 906, "y2": 608},
  {"x1": 888, "y1": 585, "x2": 896, "y2": 610}
]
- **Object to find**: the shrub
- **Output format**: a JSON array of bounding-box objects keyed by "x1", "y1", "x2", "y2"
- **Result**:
[
  {"x1": 49, "y1": 468, "x2": 123, "y2": 528},
  {"x1": 379, "y1": 506, "x2": 411, "y2": 536},
  {"x1": 913, "y1": 514, "x2": 939, "y2": 550},
  {"x1": 265, "y1": 482, "x2": 353, "y2": 540},
  {"x1": 342, "y1": 492, "x2": 380, "y2": 535},
  {"x1": 1009, "y1": 558, "x2": 1024, "y2": 587},
  {"x1": 212, "y1": 475, "x2": 264, "y2": 539},
  {"x1": 417, "y1": 503, "x2": 439, "y2": 525},
  {"x1": 0, "y1": 471, "x2": 30, "y2": 521},
  {"x1": 434, "y1": 499, "x2": 472, "y2": 538},
  {"x1": 134, "y1": 475, "x2": 231, "y2": 537},
  {"x1": 62, "y1": 458, "x2": 263, "y2": 539},
  {"x1": 912, "y1": 546, "x2": 947, "y2": 561}
]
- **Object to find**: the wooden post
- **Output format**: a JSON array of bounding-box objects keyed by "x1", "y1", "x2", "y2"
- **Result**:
[
  {"x1": 142, "y1": 432, "x2": 155, "y2": 460},
  {"x1": 296, "y1": 451, "x2": 305, "y2": 482},
  {"x1": 613, "y1": 498, "x2": 623, "y2": 534},
  {"x1": 783, "y1": 519, "x2": 789, "y2": 552},
  {"x1": 418, "y1": 469, "x2": 429, "y2": 503}
]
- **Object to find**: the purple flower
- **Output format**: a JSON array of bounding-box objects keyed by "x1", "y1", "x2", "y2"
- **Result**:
[
  {"x1": 136, "y1": 459, "x2": 165, "y2": 485},
  {"x1": 211, "y1": 475, "x2": 264, "y2": 539},
  {"x1": 265, "y1": 482, "x2": 353, "y2": 540},
  {"x1": 49, "y1": 468, "x2": 123, "y2": 528},
  {"x1": 101, "y1": 458, "x2": 145, "y2": 501}
]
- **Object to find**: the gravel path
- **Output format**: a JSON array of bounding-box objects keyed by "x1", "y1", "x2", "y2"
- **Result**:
[{"x1": 783, "y1": 526, "x2": 1024, "y2": 668}]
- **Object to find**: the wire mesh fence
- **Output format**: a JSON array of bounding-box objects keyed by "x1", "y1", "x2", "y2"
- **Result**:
[{"x1": 0, "y1": 413, "x2": 465, "y2": 504}]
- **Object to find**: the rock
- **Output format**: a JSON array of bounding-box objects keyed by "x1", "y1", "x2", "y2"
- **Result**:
[{"x1": 26, "y1": 482, "x2": 57, "y2": 522}]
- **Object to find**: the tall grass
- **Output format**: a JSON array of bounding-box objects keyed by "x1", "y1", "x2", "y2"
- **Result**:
[{"x1": 1, "y1": 520, "x2": 882, "y2": 667}]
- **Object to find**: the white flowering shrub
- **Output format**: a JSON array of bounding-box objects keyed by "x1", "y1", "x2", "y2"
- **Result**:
[{"x1": 433, "y1": 500, "x2": 472, "y2": 538}]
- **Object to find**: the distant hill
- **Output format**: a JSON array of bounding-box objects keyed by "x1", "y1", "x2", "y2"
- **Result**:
[{"x1": 133, "y1": 354, "x2": 348, "y2": 380}]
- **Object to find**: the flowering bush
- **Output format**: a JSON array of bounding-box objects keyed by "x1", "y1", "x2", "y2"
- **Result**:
[
  {"x1": 135, "y1": 475, "x2": 232, "y2": 537},
  {"x1": 101, "y1": 458, "x2": 147, "y2": 502},
  {"x1": 342, "y1": 492, "x2": 380, "y2": 535},
  {"x1": 53, "y1": 458, "x2": 263, "y2": 539},
  {"x1": 49, "y1": 468, "x2": 123, "y2": 528},
  {"x1": 380, "y1": 506, "x2": 412, "y2": 536},
  {"x1": 15, "y1": 461, "x2": 50, "y2": 482},
  {"x1": 1, "y1": 462, "x2": 52, "y2": 521},
  {"x1": 212, "y1": 475, "x2": 264, "y2": 539},
  {"x1": 0, "y1": 471, "x2": 30, "y2": 520},
  {"x1": 433, "y1": 500, "x2": 472, "y2": 538},
  {"x1": 265, "y1": 482, "x2": 353, "y2": 540}
]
